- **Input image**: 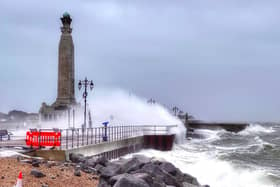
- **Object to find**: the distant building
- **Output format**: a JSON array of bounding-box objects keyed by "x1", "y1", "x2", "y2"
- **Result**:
[
  {"x1": 39, "y1": 13, "x2": 81, "y2": 123},
  {"x1": 0, "y1": 110, "x2": 39, "y2": 129},
  {"x1": 0, "y1": 112, "x2": 9, "y2": 122}
]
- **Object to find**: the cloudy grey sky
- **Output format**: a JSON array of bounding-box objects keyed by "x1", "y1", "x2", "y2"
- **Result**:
[{"x1": 1, "y1": 0, "x2": 280, "y2": 122}]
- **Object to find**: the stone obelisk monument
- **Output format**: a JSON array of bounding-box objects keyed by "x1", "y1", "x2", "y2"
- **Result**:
[
  {"x1": 39, "y1": 12, "x2": 78, "y2": 122},
  {"x1": 53, "y1": 12, "x2": 76, "y2": 107}
]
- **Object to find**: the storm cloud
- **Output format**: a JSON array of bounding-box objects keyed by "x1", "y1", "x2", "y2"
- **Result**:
[{"x1": 1, "y1": 0, "x2": 280, "y2": 122}]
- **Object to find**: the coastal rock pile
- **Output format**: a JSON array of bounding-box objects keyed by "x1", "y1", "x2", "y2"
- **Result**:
[
  {"x1": 4, "y1": 157, "x2": 99, "y2": 186},
  {"x1": 69, "y1": 153, "x2": 209, "y2": 187}
]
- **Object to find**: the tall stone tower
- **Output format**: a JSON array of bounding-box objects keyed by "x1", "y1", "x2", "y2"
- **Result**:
[
  {"x1": 39, "y1": 12, "x2": 79, "y2": 122},
  {"x1": 53, "y1": 12, "x2": 76, "y2": 107}
]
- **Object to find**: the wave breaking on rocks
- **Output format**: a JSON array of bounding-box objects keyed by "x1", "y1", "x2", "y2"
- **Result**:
[{"x1": 69, "y1": 153, "x2": 210, "y2": 187}]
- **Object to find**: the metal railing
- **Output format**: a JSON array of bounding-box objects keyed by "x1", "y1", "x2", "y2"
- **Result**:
[
  {"x1": 61, "y1": 125, "x2": 177, "y2": 150},
  {"x1": 0, "y1": 125, "x2": 178, "y2": 150}
]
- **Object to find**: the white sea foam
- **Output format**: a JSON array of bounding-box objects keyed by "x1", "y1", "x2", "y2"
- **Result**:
[
  {"x1": 249, "y1": 136, "x2": 275, "y2": 152},
  {"x1": 240, "y1": 124, "x2": 275, "y2": 136},
  {"x1": 191, "y1": 129, "x2": 225, "y2": 142},
  {"x1": 131, "y1": 145, "x2": 274, "y2": 187},
  {"x1": 183, "y1": 157, "x2": 273, "y2": 187}
]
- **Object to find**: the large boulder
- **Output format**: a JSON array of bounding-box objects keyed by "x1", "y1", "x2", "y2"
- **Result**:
[
  {"x1": 136, "y1": 163, "x2": 181, "y2": 186},
  {"x1": 132, "y1": 155, "x2": 152, "y2": 165},
  {"x1": 110, "y1": 172, "x2": 164, "y2": 187},
  {"x1": 109, "y1": 173, "x2": 130, "y2": 185},
  {"x1": 121, "y1": 157, "x2": 143, "y2": 173},
  {"x1": 85, "y1": 157, "x2": 98, "y2": 167},
  {"x1": 178, "y1": 173, "x2": 200, "y2": 186},
  {"x1": 133, "y1": 173, "x2": 166, "y2": 187},
  {"x1": 159, "y1": 162, "x2": 199, "y2": 186},
  {"x1": 79, "y1": 161, "x2": 98, "y2": 174},
  {"x1": 69, "y1": 153, "x2": 86, "y2": 163},
  {"x1": 132, "y1": 173, "x2": 153, "y2": 185},
  {"x1": 95, "y1": 164, "x2": 105, "y2": 173},
  {"x1": 98, "y1": 177, "x2": 111, "y2": 187},
  {"x1": 151, "y1": 157, "x2": 166, "y2": 164},
  {"x1": 159, "y1": 162, "x2": 178, "y2": 176},
  {"x1": 111, "y1": 155, "x2": 152, "y2": 174},
  {"x1": 113, "y1": 174, "x2": 149, "y2": 187},
  {"x1": 151, "y1": 180, "x2": 166, "y2": 187},
  {"x1": 96, "y1": 156, "x2": 109, "y2": 166},
  {"x1": 182, "y1": 182, "x2": 199, "y2": 187},
  {"x1": 100, "y1": 162, "x2": 122, "y2": 178}
]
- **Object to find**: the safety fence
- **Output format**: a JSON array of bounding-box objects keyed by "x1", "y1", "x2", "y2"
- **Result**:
[{"x1": 26, "y1": 130, "x2": 61, "y2": 147}]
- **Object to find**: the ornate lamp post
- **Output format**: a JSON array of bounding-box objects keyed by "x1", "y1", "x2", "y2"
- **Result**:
[{"x1": 78, "y1": 77, "x2": 94, "y2": 130}]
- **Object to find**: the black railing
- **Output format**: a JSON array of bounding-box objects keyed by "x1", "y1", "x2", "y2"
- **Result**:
[
  {"x1": 0, "y1": 125, "x2": 177, "y2": 149},
  {"x1": 61, "y1": 125, "x2": 177, "y2": 150}
]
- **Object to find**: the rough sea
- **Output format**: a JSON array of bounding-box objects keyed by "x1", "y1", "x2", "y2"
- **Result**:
[{"x1": 137, "y1": 123, "x2": 280, "y2": 187}]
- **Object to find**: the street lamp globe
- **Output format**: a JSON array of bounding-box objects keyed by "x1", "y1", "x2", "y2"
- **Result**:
[
  {"x1": 90, "y1": 81, "x2": 94, "y2": 90},
  {"x1": 78, "y1": 81, "x2": 82, "y2": 90}
]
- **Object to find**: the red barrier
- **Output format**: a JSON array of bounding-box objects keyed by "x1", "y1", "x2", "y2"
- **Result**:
[{"x1": 26, "y1": 130, "x2": 61, "y2": 147}]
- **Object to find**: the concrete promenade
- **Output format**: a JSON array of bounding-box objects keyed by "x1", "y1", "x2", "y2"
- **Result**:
[{"x1": 0, "y1": 125, "x2": 177, "y2": 160}]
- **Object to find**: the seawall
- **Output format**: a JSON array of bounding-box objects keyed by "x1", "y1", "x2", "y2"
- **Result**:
[
  {"x1": 187, "y1": 120, "x2": 249, "y2": 133},
  {"x1": 29, "y1": 134, "x2": 175, "y2": 161}
]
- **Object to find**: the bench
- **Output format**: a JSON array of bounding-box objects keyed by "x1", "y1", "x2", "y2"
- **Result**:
[{"x1": 0, "y1": 130, "x2": 10, "y2": 141}]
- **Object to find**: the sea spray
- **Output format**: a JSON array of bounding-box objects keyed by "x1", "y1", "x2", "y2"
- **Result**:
[
  {"x1": 239, "y1": 123, "x2": 275, "y2": 136},
  {"x1": 10, "y1": 88, "x2": 186, "y2": 143},
  {"x1": 88, "y1": 88, "x2": 186, "y2": 143}
]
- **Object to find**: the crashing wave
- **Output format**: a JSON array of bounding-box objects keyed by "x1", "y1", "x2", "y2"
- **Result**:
[
  {"x1": 239, "y1": 124, "x2": 275, "y2": 136},
  {"x1": 249, "y1": 136, "x2": 276, "y2": 152},
  {"x1": 132, "y1": 146, "x2": 274, "y2": 187}
]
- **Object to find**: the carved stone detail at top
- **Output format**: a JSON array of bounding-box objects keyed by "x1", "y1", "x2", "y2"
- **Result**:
[{"x1": 61, "y1": 27, "x2": 72, "y2": 34}]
